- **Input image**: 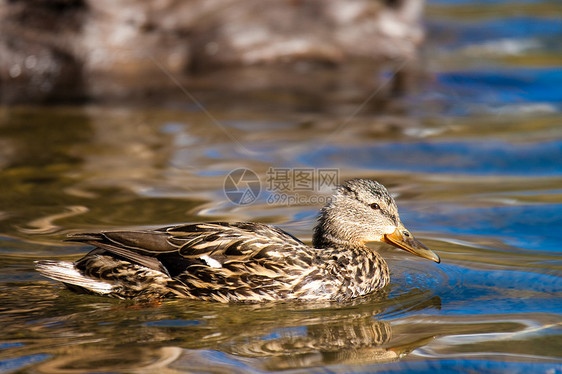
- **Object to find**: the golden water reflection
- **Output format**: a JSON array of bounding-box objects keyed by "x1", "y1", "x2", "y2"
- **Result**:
[{"x1": 0, "y1": 283, "x2": 443, "y2": 372}]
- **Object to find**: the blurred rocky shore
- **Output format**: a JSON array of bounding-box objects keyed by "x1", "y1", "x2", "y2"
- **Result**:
[{"x1": 0, "y1": 0, "x2": 425, "y2": 106}]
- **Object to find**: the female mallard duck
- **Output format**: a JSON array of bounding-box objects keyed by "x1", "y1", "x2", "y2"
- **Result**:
[{"x1": 36, "y1": 179, "x2": 439, "y2": 302}]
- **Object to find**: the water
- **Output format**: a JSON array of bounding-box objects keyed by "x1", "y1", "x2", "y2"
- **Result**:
[{"x1": 1, "y1": 1, "x2": 561, "y2": 373}]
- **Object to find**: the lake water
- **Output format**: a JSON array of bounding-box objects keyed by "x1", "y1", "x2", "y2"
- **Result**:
[{"x1": 1, "y1": 1, "x2": 561, "y2": 373}]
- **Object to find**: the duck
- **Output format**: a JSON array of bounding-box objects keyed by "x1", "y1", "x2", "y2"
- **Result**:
[{"x1": 35, "y1": 179, "x2": 440, "y2": 302}]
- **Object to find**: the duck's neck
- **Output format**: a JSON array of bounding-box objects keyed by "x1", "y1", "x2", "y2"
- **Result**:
[
  {"x1": 313, "y1": 216, "x2": 359, "y2": 250},
  {"x1": 313, "y1": 229, "x2": 350, "y2": 249},
  {"x1": 313, "y1": 227, "x2": 391, "y2": 297}
]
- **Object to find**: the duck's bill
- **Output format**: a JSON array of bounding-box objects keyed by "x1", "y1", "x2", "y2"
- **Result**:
[{"x1": 383, "y1": 228, "x2": 440, "y2": 263}]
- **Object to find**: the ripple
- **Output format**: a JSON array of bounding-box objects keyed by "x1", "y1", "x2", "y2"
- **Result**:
[
  {"x1": 18, "y1": 206, "x2": 89, "y2": 235},
  {"x1": 299, "y1": 139, "x2": 562, "y2": 177}
]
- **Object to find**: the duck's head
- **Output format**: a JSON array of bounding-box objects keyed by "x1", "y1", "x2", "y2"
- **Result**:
[{"x1": 313, "y1": 179, "x2": 440, "y2": 263}]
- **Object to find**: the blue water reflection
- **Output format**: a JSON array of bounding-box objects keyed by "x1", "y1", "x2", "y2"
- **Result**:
[
  {"x1": 436, "y1": 265, "x2": 562, "y2": 314},
  {"x1": 301, "y1": 140, "x2": 562, "y2": 176},
  {"x1": 432, "y1": 17, "x2": 562, "y2": 48},
  {"x1": 436, "y1": 69, "x2": 562, "y2": 109},
  {"x1": 405, "y1": 204, "x2": 562, "y2": 252},
  {"x1": 380, "y1": 360, "x2": 561, "y2": 373}
]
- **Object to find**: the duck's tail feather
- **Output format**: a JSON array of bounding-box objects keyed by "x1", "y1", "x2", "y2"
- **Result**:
[{"x1": 35, "y1": 260, "x2": 115, "y2": 295}]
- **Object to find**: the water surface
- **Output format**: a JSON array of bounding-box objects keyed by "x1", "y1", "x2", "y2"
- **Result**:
[{"x1": 1, "y1": 0, "x2": 561, "y2": 373}]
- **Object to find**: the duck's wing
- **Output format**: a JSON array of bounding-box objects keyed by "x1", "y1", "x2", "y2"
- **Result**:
[
  {"x1": 67, "y1": 222, "x2": 311, "y2": 278},
  {"x1": 162, "y1": 222, "x2": 312, "y2": 276},
  {"x1": 66, "y1": 229, "x2": 179, "y2": 274}
]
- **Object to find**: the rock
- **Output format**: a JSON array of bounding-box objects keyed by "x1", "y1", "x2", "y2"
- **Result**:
[{"x1": 0, "y1": 0, "x2": 425, "y2": 105}]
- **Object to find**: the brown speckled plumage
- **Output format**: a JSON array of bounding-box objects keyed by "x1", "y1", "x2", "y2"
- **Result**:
[{"x1": 36, "y1": 179, "x2": 440, "y2": 302}]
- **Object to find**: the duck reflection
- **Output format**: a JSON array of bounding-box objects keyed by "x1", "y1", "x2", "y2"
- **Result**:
[
  {"x1": 22, "y1": 287, "x2": 440, "y2": 372},
  {"x1": 217, "y1": 291, "x2": 440, "y2": 369},
  {"x1": 232, "y1": 316, "x2": 397, "y2": 369}
]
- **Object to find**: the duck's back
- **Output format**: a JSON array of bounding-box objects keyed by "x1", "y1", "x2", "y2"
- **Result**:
[{"x1": 37, "y1": 222, "x2": 334, "y2": 302}]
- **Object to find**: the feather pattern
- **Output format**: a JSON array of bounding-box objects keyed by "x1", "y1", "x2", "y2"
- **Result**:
[{"x1": 35, "y1": 179, "x2": 439, "y2": 302}]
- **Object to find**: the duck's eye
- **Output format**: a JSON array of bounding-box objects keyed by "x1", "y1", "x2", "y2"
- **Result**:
[{"x1": 370, "y1": 203, "x2": 380, "y2": 210}]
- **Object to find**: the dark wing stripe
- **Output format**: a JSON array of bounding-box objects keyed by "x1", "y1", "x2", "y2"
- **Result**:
[
  {"x1": 103, "y1": 231, "x2": 179, "y2": 254},
  {"x1": 68, "y1": 222, "x2": 312, "y2": 281},
  {"x1": 72, "y1": 242, "x2": 169, "y2": 274},
  {"x1": 67, "y1": 232, "x2": 173, "y2": 273}
]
